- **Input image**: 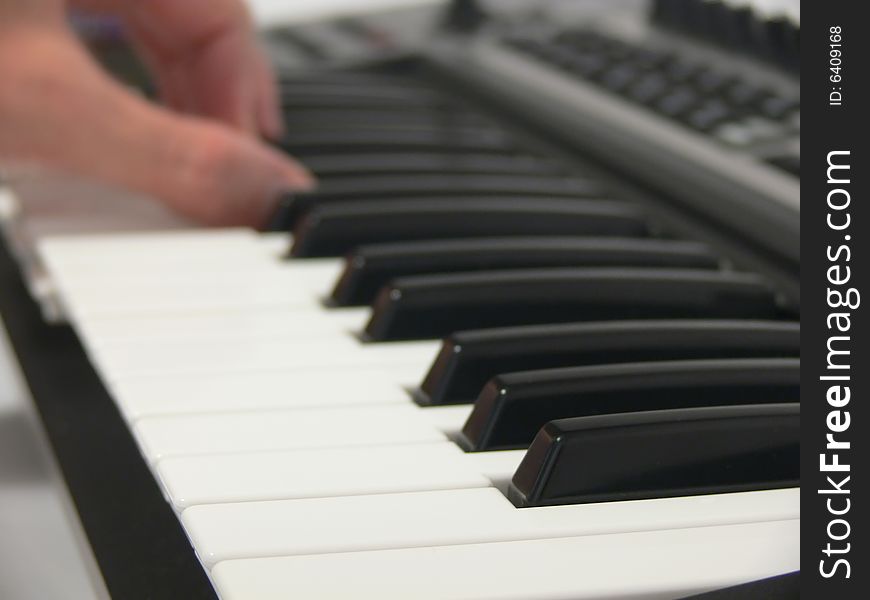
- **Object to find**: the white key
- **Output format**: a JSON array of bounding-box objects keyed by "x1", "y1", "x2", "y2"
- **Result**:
[
  {"x1": 211, "y1": 519, "x2": 800, "y2": 600},
  {"x1": 54, "y1": 256, "x2": 334, "y2": 290},
  {"x1": 84, "y1": 307, "x2": 369, "y2": 367},
  {"x1": 110, "y1": 365, "x2": 419, "y2": 420},
  {"x1": 77, "y1": 306, "x2": 368, "y2": 348},
  {"x1": 60, "y1": 261, "x2": 344, "y2": 317},
  {"x1": 59, "y1": 263, "x2": 342, "y2": 314},
  {"x1": 39, "y1": 231, "x2": 285, "y2": 286},
  {"x1": 40, "y1": 231, "x2": 311, "y2": 318},
  {"x1": 134, "y1": 404, "x2": 472, "y2": 462},
  {"x1": 156, "y1": 443, "x2": 525, "y2": 509},
  {"x1": 182, "y1": 486, "x2": 799, "y2": 567},
  {"x1": 95, "y1": 338, "x2": 440, "y2": 380},
  {"x1": 39, "y1": 229, "x2": 262, "y2": 264}
]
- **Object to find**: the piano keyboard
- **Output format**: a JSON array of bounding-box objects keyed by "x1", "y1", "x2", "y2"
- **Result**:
[
  {"x1": 34, "y1": 60, "x2": 800, "y2": 599},
  {"x1": 0, "y1": 0, "x2": 800, "y2": 600},
  {"x1": 39, "y1": 229, "x2": 800, "y2": 598}
]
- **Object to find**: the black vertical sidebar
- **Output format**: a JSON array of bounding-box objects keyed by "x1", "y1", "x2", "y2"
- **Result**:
[{"x1": 802, "y1": 1, "x2": 867, "y2": 597}]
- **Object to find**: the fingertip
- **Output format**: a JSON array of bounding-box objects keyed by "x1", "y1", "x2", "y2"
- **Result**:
[
  {"x1": 272, "y1": 153, "x2": 316, "y2": 191},
  {"x1": 285, "y1": 164, "x2": 317, "y2": 191}
]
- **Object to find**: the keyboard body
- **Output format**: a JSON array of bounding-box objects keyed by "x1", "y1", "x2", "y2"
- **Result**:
[{"x1": 0, "y1": 1, "x2": 800, "y2": 598}]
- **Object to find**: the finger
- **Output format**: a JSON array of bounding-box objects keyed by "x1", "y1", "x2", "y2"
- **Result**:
[
  {"x1": 147, "y1": 115, "x2": 315, "y2": 226},
  {"x1": 127, "y1": 37, "x2": 196, "y2": 114},
  {"x1": 253, "y1": 47, "x2": 285, "y2": 140},
  {"x1": 118, "y1": 0, "x2": 264, "y2": 135}
]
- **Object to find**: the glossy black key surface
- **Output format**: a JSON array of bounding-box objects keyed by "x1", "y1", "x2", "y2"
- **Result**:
[
  {"x1": 509, "y1": 403, "x2": 799, "y2": 507},
  {"x1": 364, "y1": 268, "x2": 783, "y2": 341},
  {"x1": 300, "y1": 174, "x2": 603, "y2": 203},
  {"x1": 459, "y1": 357, "x2": 799, "y2": 451},
  {"x1": 287, "y1": 199, "x2": 648, "y2": 256},
  {"x1": 281, "y1": 123, "x2": 505, "y2": 139},
  {"x1": 278, "y1": 72, "x2": 432, "y2": 88},
  {"x1": 282, "y1": 110, "x2": 492, "y2": 132},
  {"x1": 417, "y1": 319, "x2": 800, "y2": 405},
  {"x1": 331, "y1": 238, "x2": 719, "y2": 306},
  {"x1": 302, "y1": 153, "x2": 563, "y2": 178},
  {"x1": 279, "y1": 91, "x2": 451, "y2": 110},
  {"x1": 278, "y1": 83, "x2": 442, "y2": 103},
  {"x1": 279, "y1": 129, "x2": 515, "y2": 156}
]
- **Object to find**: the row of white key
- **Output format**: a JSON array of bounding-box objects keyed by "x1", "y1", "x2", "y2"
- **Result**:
[
  {"x1": 38, "y1": 229, "x2": 800, "y2": 597},
  {"x1": 212, "y1": 519, "x2": 800, "y2": 600}
]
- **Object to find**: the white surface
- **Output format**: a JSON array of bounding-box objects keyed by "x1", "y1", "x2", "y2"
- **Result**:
[
  {"x1": 156, "y1": 442, "x2": 524, "y2": 509},
  {"x1": 0, "y1": 317, "x2": 104, "y2": 600},
  {"x1": 110, "y1": 365, "x2": 417, "y2": 420},
  {"x1": 182, "y1": 486, "x2": 799, "y2": 566},
  {"x1": 134, "y1": 404, "x2": 471, "y2": 462},
  {"x1": 212, "y1": 519, "x2": 800, "y2": 600}
]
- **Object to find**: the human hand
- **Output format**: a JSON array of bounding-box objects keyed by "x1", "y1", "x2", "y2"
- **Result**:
[{"x1": 0, "y1": 0, "x2": 313, "y2": 226}]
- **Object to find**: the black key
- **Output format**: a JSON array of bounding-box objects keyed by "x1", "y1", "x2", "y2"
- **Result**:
[
  {"x1": 282, "y1": 110, "x2": 491, "y2": 131},
  {"x1": 332, "y1": 238, "x2": 719, "y2": 306},
  {"x1": 283, "y1": 122, "x2": 503, "y2": 138},
  {"x1": 363, "y1": 268, "x2": 783, "y2": 341},
  {"x1": 279, "y1": 90, "x2": 450, "y2": 110},
  {"x1": 278, "y1": 130, "x2": 515, "y2": 156},
  {"x1": 286, "y1": 199, "x2": 648, "y2": 256},
  {"x1": 417, "y1": 319, "x2": 799, "y2": 405},
  {"x1": 302, "y1": 153, "x2": 564, "y2": 179},
  {"x1": 295, "y1": 174, "x2": 604, "y2": 205},
  {"x1": 278, "y1": 72, "x2": 430, "y2": 88},
  {"x1": 509, "y1": 403, "x2": 799, "y2": 507},
  {"x1": 460, "y1": 357, "x2": 799, "y2": 452},
  {"x1": 278, "y1": 83, "x2": 440, "y2": 102},
  {"x1": 270, "y1": 31, "x2": 327, "y2": 60}
]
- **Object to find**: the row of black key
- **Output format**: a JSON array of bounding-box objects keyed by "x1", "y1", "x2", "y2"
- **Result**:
[{"x1": 274, "y1": 69, "x2": 799, "y2": 508}]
